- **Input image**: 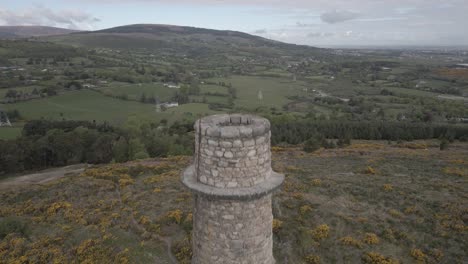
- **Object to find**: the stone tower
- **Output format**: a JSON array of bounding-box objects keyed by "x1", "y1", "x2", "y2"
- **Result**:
[{"x1": 182, "y1": 114, "x2": 284, "y2": 264}]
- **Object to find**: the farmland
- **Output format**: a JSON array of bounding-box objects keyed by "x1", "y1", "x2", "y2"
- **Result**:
[
  {"x1": 1, "y1": 27, "x2": 467, "y2": 142},
  {"x1": 3, "y1": 90, "x2": 157, "y2": 124}
]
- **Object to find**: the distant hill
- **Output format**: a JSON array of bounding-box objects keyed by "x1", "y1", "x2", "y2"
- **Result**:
[
  {"x1": 47, "y1": 24, "x2": 322, "y2": 58},
  {"x1": 0, "y1": 26, "x2": 78, "y2": 39}
]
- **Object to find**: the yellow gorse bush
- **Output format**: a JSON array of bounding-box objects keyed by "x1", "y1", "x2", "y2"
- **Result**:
[
  {"x1": 389, "y1": 209, "x2": 402, "y2": 218},
  {"x1": 300, "y1": 205, "x2": 313, "y2": 215},
  {"x1": 46, "y1": 202, "x2": 72, "y2": 216},
  {"x1": 364, "y1": 166, "x2": 376, "y2": 175},
  {"x1": 443, "y1": 167, "x2": 467, "y2": 177},
  {"x1": 311, "y1": 179, "x2": 322, "y2": 186},
  {"x1": 362, "y1": 252, "x2": 400, "y2": 264},
  {"x1": 309, "y1": 224, "x2": 330, "y2": 241},
  {"x1": 339, "y1": 236, "x2": 363, "y2": 248},
  {"x1": 363, "y1": 233, "x2": 380, "y2": 245},
  {"x1": 304, "y1": 254, "x2": 321, "y2": 264},
  {"x1": 271, "y1": 146, "x2": 287, "y2": 152},
  {"x1": 382, "y1": 184, "x2": 393, "y2": 192},
  {"x1": 272, "y1": 219, "x2": 283, "y2": 233},
  {"x1": 410, "y1": 249, "x2": 426, "y2": 262},
  {"x1": 167, "y1": 209, "x2": 183, "y2": 224}
]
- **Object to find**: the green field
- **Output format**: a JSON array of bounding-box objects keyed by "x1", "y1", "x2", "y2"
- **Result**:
[
  {"x1": 200, "y1": 84, "x2": 229, "y2": 95},
  {"x1": 100, "y1": 82, "x2": 176, "y2": 102},
  {"x1": 4, "y1": 90, "x2": 157, "y2": 124},
  {"x1": 209, "y1": 75, "x2": 309, "y2": 109},
  {"x1": 0, "y1": 126, "x2": 22, "y2": 140},
  {"x1": 162, "y1": 103, "x2": 220, "y2": 121},
  {"x1": 3, "y1": 90, "x2": 220, "y2": 138}
]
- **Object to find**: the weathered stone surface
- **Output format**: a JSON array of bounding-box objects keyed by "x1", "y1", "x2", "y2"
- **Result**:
[
  {"x1": 182, "y1": 114, "x2": 284, "y2": 264},
  {"x1": 194, "y1": 115, "x2": 272, "y2": 189},
  {"x1": 192, "y1": 194, "x2": 274, "y2": 264}
]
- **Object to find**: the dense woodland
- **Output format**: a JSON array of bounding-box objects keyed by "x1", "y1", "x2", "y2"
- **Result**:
[{"x1": 1, "y1": 118, "x2": 466, "y2": 176}]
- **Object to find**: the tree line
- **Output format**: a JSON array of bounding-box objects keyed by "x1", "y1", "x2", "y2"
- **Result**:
[
  {"x1": 0, "y1": 120, "x2": 193, "y2": 176},
  {"x1": 1, "y1": 117, "x2": 467, "y2": 177},
  {"x1": 270, "y1": 117, "x2": 468, "y2": 145}
]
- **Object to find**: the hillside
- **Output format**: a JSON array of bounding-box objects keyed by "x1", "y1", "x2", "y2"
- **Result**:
[
  {"x1": 47, "y1": 24, "x2": 323, "y2": 58},
  {"x1": 0, "y1": 141, "x2": 466, "y2": 263},
  {"x1": 0, "y1": 26, "x2": 78, "y2": 39}
]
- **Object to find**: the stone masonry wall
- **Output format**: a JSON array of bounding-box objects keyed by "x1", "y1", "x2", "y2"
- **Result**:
[
  {"x1": 192, "y1": 194, "x2": 274, "y2": 264},
  {"x1": 183, "y1": 114, "x2": 282, "y2": 264},
  {"x1": 194, "y1": 114, "x2": 272, "y2": 188}
]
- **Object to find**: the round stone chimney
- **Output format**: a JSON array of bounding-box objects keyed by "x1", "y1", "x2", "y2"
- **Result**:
[{"x1": 182, "y1": 114, "x2": 284, "y2": 264}]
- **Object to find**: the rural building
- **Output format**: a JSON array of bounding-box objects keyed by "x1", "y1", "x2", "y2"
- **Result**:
[
  {"x1": 160, "y1": 102, "x2": 179, "y2": 108},
  {"x1": 163, "y1": 83, "x2": 181, "y2": 89}
]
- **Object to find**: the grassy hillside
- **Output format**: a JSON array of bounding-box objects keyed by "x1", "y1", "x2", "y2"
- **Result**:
[
  {"x1": 47, "y1": 24, "x2": 323, "y2": 58},
  {"x1": 0, "y1": 141, "x2": 466, "y2": 263},
  {"x1": 0, "y1": 26, "x2": 78, "y2": 39}
]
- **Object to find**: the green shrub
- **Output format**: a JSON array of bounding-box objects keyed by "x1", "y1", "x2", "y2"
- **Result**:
[
  {"x1": 304, "y1": 137, "x2": 321, "y2": 153},
  {"x1": 0, "y1": 216, "x2": 29, "y2": 239},
  {"x1": 439, "y1": 139, "x2": 449, "y2": 150}
]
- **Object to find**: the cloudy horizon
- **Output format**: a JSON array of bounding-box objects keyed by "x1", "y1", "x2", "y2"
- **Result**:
[{"x1": 1, "y1": 0, "x2": 468, "y2": 47}]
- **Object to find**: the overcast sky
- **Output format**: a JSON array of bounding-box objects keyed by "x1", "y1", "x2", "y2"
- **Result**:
[{"x1": 1, "y1": 0, "x2": 468, "y2": 47}]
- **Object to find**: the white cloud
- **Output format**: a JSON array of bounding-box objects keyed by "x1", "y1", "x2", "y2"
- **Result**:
[
  {"x1": 0, "y1": 4, "x2": 100, "y2": 30},
  {"x1": 253, "y1": 29, "x2": 267, "y2": 34},
  {"x1": 307, "y1": 32, "x2": 334, "y2": 38},
  {"x1": 320, "y1": 10, "x2": 360, "y2": 24}
]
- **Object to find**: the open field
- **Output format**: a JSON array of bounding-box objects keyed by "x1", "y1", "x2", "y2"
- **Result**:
[
  {"x1": 3, "y1": 90, "x2": 157, "y2": 124},
  {"x1": 2, "y1": 91, "x2": 220, "y2": 138},
  {"x1": 99, "y1": 82, "x2": 176, "y2": 102},
  {"x1": 0, "y1": 126, "x2": 22, "y2": 140},
  {"x1": 208, "y1": 75, "x2": 310, "y2": 109},
  {"x1": 1, "y1": 140, "x2": 466, "y2": 263}
]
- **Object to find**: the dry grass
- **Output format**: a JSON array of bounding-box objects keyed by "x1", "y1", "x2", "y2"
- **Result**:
[{"x1": 0, "y1": 141, "x2": 467, "y2": 263}]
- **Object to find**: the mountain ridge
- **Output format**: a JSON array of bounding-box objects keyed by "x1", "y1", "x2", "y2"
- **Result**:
[
  {"x1": 46, "y1": 23, "x2": 322, "y2": 58},
  {"x1": 0, "y1": 26, "x2": 79, "y2": 38}
]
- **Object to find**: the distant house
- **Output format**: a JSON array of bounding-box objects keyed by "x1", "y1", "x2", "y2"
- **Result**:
[
  {"x1": 83, "y1": 84, "x2": 96, "y2": 88},
  {"x1": 161, "y1": 102, "x2": 179, "y2": 108},
  {"x1": 163, "y1": 83, "x2": 181, "y2": 89},
  {"x1": 157, "y1": 102, "x2": 179, "y2": 111}
]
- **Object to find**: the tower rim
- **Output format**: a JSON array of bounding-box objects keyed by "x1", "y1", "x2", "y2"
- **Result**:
[{"x1": 182, "y1": 164, "x2": 284, "y2": 201}]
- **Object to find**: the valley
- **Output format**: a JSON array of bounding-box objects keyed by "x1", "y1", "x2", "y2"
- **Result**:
[{"x1": 0, "y1": 24, "x2": 467, "y2": 264}]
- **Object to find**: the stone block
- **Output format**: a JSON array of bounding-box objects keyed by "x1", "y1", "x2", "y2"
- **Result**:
[{"x1": 221, "y1": 127, "x2": 240, "y2": 138}]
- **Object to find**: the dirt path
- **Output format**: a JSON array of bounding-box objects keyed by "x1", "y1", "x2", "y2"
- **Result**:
[{"x1": 0, "y1": 164, "x2": 88, "y2": 190}]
